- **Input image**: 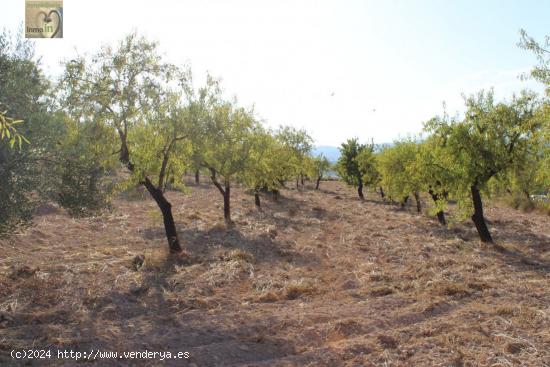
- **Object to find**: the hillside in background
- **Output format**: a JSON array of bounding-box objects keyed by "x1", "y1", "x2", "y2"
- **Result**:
[
  {"x1": 312, "y1": 146, "x2": 341, "y2": 163},
  {"x1": 314, "y1": 143, "x2": 393, "y2": 163}
]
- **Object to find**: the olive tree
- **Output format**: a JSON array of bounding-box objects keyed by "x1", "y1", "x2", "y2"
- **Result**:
[
  {"x1": 425, "y1": 90, "x2": 542, "y2": 242},
  {"x1": 336, "y1": 138, "x2": 368, "y2": 199},
  {"x1": 377, "y1": 140, "x2": 423, "y2": 211},
  {"x1": 412, "y1": 134, "x2": 455, "y2": 225},
  {"x1": 58, "y1": 33, "x2": 192, "y2": 253},
  {"x1": 519, "y1": 30, "x2": 550, "y2": 195},
  {"x1": 311, "y1": 154, "x2": 331, "y2": 190},
  {"x1": 201, "y1": 100, "x2": 258, "y2": 223},
  {"x1": 0, "y1": 31, "x2": 62, "y2": 234},
  {"x1": 276, "y1": 126, "x2": 313, "y2": 188},
  {"x1": 241, "y1": 129, "x2": 289, "y2": 208},
  {"x1": 356, "y1": 145, "x2": 381, "y2": 197}
]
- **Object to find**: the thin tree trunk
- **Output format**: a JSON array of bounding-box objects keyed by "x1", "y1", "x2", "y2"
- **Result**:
[
  {"x1": 413, "y1": 191, "x2": 421, "y2": 213},
  {"x1": 379, "y1": 186, "x2": 385, "y2": 199},
  {"x1": 118, "y1": 134, "x2": 182, "y2": 253},
  {"x1": 470, "y1": 185, "x2": 493, "y2": 243},
  {"x1": 428, "y1": 189, "x2": 446, "y2": 225},
  {"x1": 400, "y1": 195, "x2": 409, "y2": 209},
  {"x1": 315, "y1": 175, "x2": 322, "y2": 190},
  {"x1": 142, "y1": 178, "x2": 182, "y2": 253},
  {"x1": 223, "y1": 181, "x2": 231, "y2": 223},
  {"x1": 209, "y1": 168, "x2": 232, "y2": 224},
  {"x1": 195, "y1": 169, "x2": 200, "y2": 184},
  {"x1": 296, "y1": 177, "x2": 299, "y2": 189},
  {"x1": 300, "y1": 174, "x2": 304, "y2": 186},
  {"x1": 254, "y1": 189, "x2": 261, "y2": 208},
  {"x1": 88, "y1": 167, "x2": 101, "y2": 195},
  {"x1": 358, "y1": 180, "x2": 364, "y2": 200},
  {"x1": 272, "y1": 189, "x2": 279, "y2": 202}
]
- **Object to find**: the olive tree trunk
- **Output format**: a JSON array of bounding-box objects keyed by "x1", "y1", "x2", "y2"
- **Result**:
[
  {"x1": 428, "y1": 189, "x2": 446, "y2": 225},
  {"x1": 470, "y1": 185, "x2": 493, "y2": 243},
  {"x1": 209, "y1": 168, "x2": 232, "y2": 223},
  {"x1": 143, "y1": 178, "x2": 182, "y2": 253},
  {"x1": 413, "y1": 192, "x2": 421, "y2": 213},
  {"x1": 254, "y1": 188, "x2": 261, "y2": 208},
  {"x1": 400, "y1": 195, "x2": 409, "y2": 209},
  {"x1": 118, "y1": 135, "x2": 182, "y2": 253},
  {"x1": 358, "y1": 180, "x2": 364, "y2": 200}
]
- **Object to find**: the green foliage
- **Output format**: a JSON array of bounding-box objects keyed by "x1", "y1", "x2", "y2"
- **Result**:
[
  {"x1": 336, "y1": 138, "x2": 367, "y2": 187},
  {"x1": 59, "y1": 32, "x2": 191, "y2": 191},
  {"x1": 202, "y1": 100, "x2": 258, "y2": 184},
  {"x1": 519, "y1": 30, "x2": 550, "y2": 94},
  {"x1": 51, "y1": 116, "x2": 118, "y2": 216},
  {"x1": 311, "y1": 154, "x2": 331, "y2": 180},
  {"x1": 356, "y1": 146, "x2": 379, "y2": 187},
  {"x1": 518, "y1": 30, "x2": 550, "y2": 195},
  {"x1": 377, "y1": 139, "x2": 421, "y2": 201},
  {"x1": 276, "y1": 126, "x2": 314, "y2": 182},
  {"x1": 0, "y1": 111, "x2": 29, "y2": 149},
  {"x1": 423, "y1": 90, "x2": 544, "y2": 221},
  {"x1": 242, "y1": 129, "x2": 295, "y2": 192},
  {"x1": 0, "y1": 31, "x2": 55, "y2": 234}
]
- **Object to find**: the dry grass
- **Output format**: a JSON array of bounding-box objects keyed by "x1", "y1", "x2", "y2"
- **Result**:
[{"x1": 0, "y1": 179, "x2": 549, "y2": 366}]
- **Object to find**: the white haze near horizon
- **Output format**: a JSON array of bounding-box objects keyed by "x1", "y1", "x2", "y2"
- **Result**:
[{"x1": 2, "y1": 0, "x2": 547, "y2": 146}]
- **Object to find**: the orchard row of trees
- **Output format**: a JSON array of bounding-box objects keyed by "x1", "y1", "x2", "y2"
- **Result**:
[
  {"x1": 336, "y1": 31, "x2": 550, "y2": 243},
  {"x1": 2, "y1": 29, "x2": 548, "y2": 249},
  {"x1": 0, "y1": 31, "x2": 333, "y2": 252}
]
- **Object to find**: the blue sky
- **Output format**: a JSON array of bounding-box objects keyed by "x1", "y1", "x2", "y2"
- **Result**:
[{"x1": 2, "y1": 0, "x2": 549, "y2": 145}]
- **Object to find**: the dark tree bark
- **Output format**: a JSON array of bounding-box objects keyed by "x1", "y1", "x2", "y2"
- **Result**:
[
  {"x1": 315, "y1": 175, "x2": 322, "y2": 190},
  {"x1": 470, "y1": 185, "x2": 493, "y2": 243},
  {"x1": 223, "y1": 182, "x2": 231, "y2": 222},
  {"x1": 142, "y1": 178, "x2": 182, "y2": 253},
  {"x1": 118, "y1": 132, "x2": 182, "y2": 253},
  {"x1": 272, "y1": 189, "x2": 279, "y2": 202},
  {"x1": 428, "y1": 188, "x2": 446, "y2": 225},
  {"x1": 195, "y1": 169, "x2": 200, "y2": 184},
  {"x1": 400, "y1": 195, "x2": 409, "y2": 209},
  {"x1": 254, "y1": 188, "x2": 261, "y2": 208},
  {"x1": 296, "y1": 177, "x2": 299, "y2": 190},
  {"x1": 379, "y1": 186, "x2": 385, "y2": 199},
  {"x1": 208, "y1": 168, "x2": 232, "y2": 223},
  {"x1": 413, "y1": 192, "x2": 421, "y2": 213},
  {"x1": 300, "y1": 174, "x2": 305, "y2": 186},
  {"x1": 358, "y1": 180, "x2": 364, "y2": 200}
]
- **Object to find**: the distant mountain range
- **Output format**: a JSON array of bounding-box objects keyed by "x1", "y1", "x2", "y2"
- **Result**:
[
  {"x1": 312, "y1": 146, "x2": 340, "y2": 162},
  {"x1": 312, "y1": 143, "x2": 392, "y2": 163}
]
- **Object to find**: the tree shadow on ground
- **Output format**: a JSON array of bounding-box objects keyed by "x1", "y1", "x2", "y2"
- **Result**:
[
  {"x1": 422, "y1": 213, "x2": 550, "y2": 274},
  {"x1": 0, "y1": 262, "x2": 300, "y2": 366},
  {"x1": 141, "y1": 224, "x2": 320, "y2": 269}
]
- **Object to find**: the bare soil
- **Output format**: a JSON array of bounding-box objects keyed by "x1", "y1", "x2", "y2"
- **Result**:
[{"x1": 1, "y1": 180, "x2": 549, "y2": 366}]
